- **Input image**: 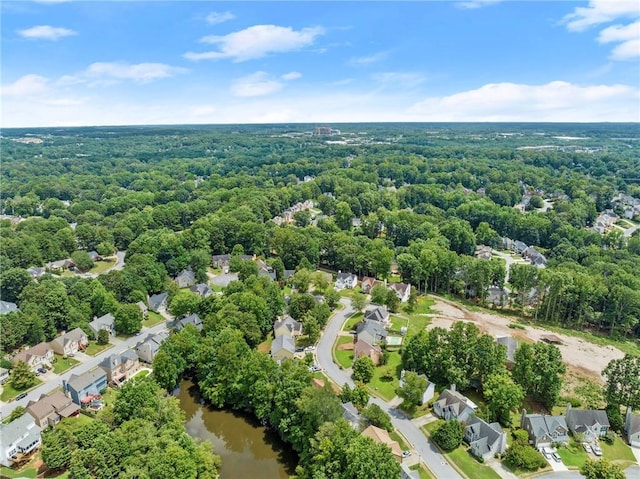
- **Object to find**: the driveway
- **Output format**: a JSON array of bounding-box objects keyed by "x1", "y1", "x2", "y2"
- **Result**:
[
  {"x1": 0, "y1": 319, "x2": 168, "y2": 420},
  {"x1": 316, "y1": 298, "x2": 462, "y2": 479}
]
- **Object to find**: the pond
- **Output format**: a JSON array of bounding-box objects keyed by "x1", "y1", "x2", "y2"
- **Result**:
[{"x1": 175, "y1": 379, "x2": 297, "y2": 479}]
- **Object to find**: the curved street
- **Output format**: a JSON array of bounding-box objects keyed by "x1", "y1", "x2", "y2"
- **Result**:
[{"x1": 316, "y1": 298, "x2": 462, "y2": 479}]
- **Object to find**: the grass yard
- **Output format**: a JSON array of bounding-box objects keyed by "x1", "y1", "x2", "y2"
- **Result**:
[
  {"x1": 257, "y1": 333, "x2": 274, "y2": 354},
  {"x1": 367, "y1": 351, "x2": 402, "y2": 401},
  {"x1": 132, "y1": 369, "x2": 150, "y2": 380},
  {"x1": 390, "y1": 430, "x2": 409, "y2": 451},
  {"x1": 0, "y1": 464, "x2": 38, "y2": 478},
  {"x1": 88, "y1": 259, "x2": 116, "y2": 275},
  {"x1": 334, "y1": 336, "x2": 354, "y2": 369},
  {"x1": 342, "y1": 312, "x2": 363, "y2": 331},
  {"x1": 447, "y1": 447, "x2": 502, "y2": 479},
  {"x1": 142, "y1": 311, "x2": 165, "y2": 327},
  {"x1": 84, "y1": 341, "x2": 113, "y2": 356},
  {"x1": 0, "y1": 379, "x2": 43, "y2": 402},
  {"x1": 601, "y1": 436, "x2": 637, "y2": 465},
  {"x1": 52, "y1": 356, "x2": 79, "y2": 374},
  {"x1": 556, "y1": 440, "x2": 589, "y2": 468},
  {"x1": 410, "y1": 464, "x2": 436, "y2": 479}
]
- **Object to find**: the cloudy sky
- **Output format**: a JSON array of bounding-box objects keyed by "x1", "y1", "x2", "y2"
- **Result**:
[{"x1": 1, "y1": 0, "x2": 639, "y2": 127}]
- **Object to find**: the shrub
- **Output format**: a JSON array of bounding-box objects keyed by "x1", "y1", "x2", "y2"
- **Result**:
[
  {"x1": 512, "y1": 429, "x2": 529, "y2": 445},
  {"x1": 505, "y1": 443, "x2": 546, "y2": 471},
  {"x1": 606, "y1": 404, "x2": 623, "y2": 433}
]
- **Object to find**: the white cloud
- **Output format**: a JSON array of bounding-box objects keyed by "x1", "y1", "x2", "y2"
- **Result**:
[
  {"x1": 184, "y1": 24, "x2": 325, "y2": 62},
  {"x1": 281, "y1": 71, "x2": 302, "y2": 81},
  {"x1": 409, "y1": 81, "x2": 638, "y2": 121},
  {"x1": 17, "y1": 25, "x2": 77, "y2": 41},
  {"x1": 1, "y1": 74, "x2": 49, "y2": 97},
  {"x1": 349, "y1": 51, "x2": 388, "y2": 66},
  {"x1": 84, "y1": 62, "x2": 186, "y2": 83},
  {"x1": 205, "y1": 11, "x2": 235, "y2": 25},
  {"x1": 231, "y1": 71, "x2": 284, "y2": 97},
  {"x1": 598, "y1": 21, "x2": 640, "y2": 60},
  {"x1": 456, "y1": 0, "x2": 502, "y2": 10},
  {"x1": 563, "y1": 0, "x2": 639, "y2": 32}
]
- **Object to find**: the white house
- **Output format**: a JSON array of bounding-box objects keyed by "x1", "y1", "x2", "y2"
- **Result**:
[
  {"x1": 432, "y1": 387, "x2": 477, "y2": 422},
  {"x1": 464, "y1": 417, "x2": 507, "y2": 459},
  {"x1": 626, "y1": 407, "x2": 640, "y2": 448},
  {"x1": 335, "y1": 272, "x2": 357, "y2": 290},
  {"x1": 0, "y1": 414, "x2": 42, "y2": 467}
]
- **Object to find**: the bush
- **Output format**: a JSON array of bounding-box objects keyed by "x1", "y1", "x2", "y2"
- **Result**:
[
  {"x1": 560, "y1": 395, "x2": 582, "y2": 407},
  {"x1": 505, "y1": 443, "x2": 546, "y2": 471},
  {"x1": 603, "y1": 430, "x2": 616, "y2": 445},
  {"x1": 512, "y1": 429, "x2": 529, "y2": 445},
  {"x1": 606, "y1": 404, "x2": 623, "y2": 433},
  {"x1": 432, "y1": 420, "x2": 464, "y2": 452}
]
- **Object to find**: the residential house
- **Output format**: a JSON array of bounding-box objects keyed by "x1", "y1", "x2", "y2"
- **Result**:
[
  {"x1": 99, "y1": 350, "x2": 140, "y2": 386},
  {"x1": 360, "y1": 276, "x2": 384, "y2": 294},
  {"x1": 335, "y1": 272, "x2": 358, "y2": 290},
  {"x1": 175, "y1": 268, "x2": 196, "y2": 289},
  {"x1": 355, "y1": 320, "x2": 388, "y2": 346},
  {"x1": 496, "y1": 336, "x2": 518, "y2": 367},
  {"x1": 501, "y1": 237, "x2": 515, "y2": 251},
  {"x1": 88, "y1": 313, "x2": 115, "y2": 340},
  {"x1": 47, "y1": 259, "x2": 73, "y2": 272},
  {"x1": 432, "y1": 387, "x2": 477, "y2": 422},
  {"x1": 0, "y1": 300, "x2": 18, "y2": 315},
  {"x1": 475, "y1": 245, "x2": 493, "y2": 261},
  {"x1": 361, "y1": 425, "x2": 404, "y2": 462},
  {"x1": 25, "y1": 391, "x2": 80, "y2": 428},
  {"x1": 565, "y1": 404, "x2": 610, "y2": 442},
  {"x1": 211, "y1": 254, "x2": 231, "y2": 272},
  {"x1": 26, "y1": 266, "x2": 46, "y2": 278},
  {"x1": 0, "y1": 367, "x2": 9, "y2": 385},
  {"x1": 520, "y1": 411, "x2": 570, "y2": 447},
  {"x1": 190, "y1": 283, "x2": 213, "y2": 298},
  {"x1": 13, "y1": 342, "x2": 54, "y2": 372},
  {"x1": 523, "y1": 246, "x2": 547, "y2": 267},
  {"x1": 256, "y1": 259, "x2": 277, "y2": 281},
  {"x1": 625, "y1": 407, "x2": 640, "y2": 448},
  {"x1": 270, "y1": 334, "x2": 295, "y2": 362},
  {"x1": 148, "y1": 292, "x2": 168, "y2": 313},
  {"x1": 353, "y1": 339, "x2": 382, "y2": 365},
  {"x1": 0, "y1": 414, "x2": 42, "y2": 467},
  {"x1": 399, "y1": 370, "x2": 435, "y2": 405},
  {"x1": 135, "y1": 331, "x2": 169, "y2": 363},
  {"x1": 273, "y1": 315, "x2": 303, "y2": 338},
  {"x1": 464, "y1": 416, "x2": 507, "y2": 459},
  {"x1": 388, "y1": 282, "x2": 411, "y2": 303},
  {"x1": 364, "y1": 306, "x2": 390, "y2": 326},
  {"x1": 87, "y1": 251, "x2": 102, "y2": 262},
  {"x1": 49, "y1": 328, "x2": 88, "y2": 357},
  {"x1": 174, "y1": 313, "x2": 203, "y2": 332},
  {"x1": 514, "y1": 240, "x2": 528, "y2": 254},
  {"x1": 65, "y1": 369, "x2": 108, "y2": 406},
  {"x1": 283, "y1": 269, "x2": 296, "y2": 281},
  {"x1": 136, "y1": 301, "x2": 148, "y2": 318}
]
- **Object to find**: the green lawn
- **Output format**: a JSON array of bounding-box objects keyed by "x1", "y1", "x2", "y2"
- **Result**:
[
  {"x1": 132, "y1": 369, "x2": 150, "y2": 379},
  {"x1": 142, "y1": 311, "x2": 165, "y2": 327},
  {"x1": 367, "y1": 351, "x2": 402, "y2": 401},
  {"x1": 447, "y1": 447, "x2": 502, "y2": 479},
  {"x1": 342, "y1": 312, "x2": 363, "y2": 331},
  {"x1": 52, "y1": 356, "x2": 79, "y2": 374},
  {"x1": 556, "y1": 440, "x2": 589, "y2": 468},
  {"x1": 334, "y1": 336, "x2": 354, "y2": 369},
  {"x1": 390, "y1": 430, "x2": 409, "y2": 451},
  {"x1": 84, "y1": 341, "x2": 113, "y2": 356},
  {"x1": 257, "y1": 333, "x2": 274, "y2": 354},
  {"x1": 0, "y1": 378, "x2": 43, "y2": 402},
  {"x1": 88, "y1": 258, "x2": 116, "y2": 274},
  {"x1": 410, "y1": 464, "x2": 436, "y2": 479},
  {"x1": 0, "y1": 465, "x2": 38, "y2": 478},
  {"x1": 601, "y1": 436, "x2": 637, "y2": 465}
]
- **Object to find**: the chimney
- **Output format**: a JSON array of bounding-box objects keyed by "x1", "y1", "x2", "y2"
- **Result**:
[
  {"x1": 451, "y1": 384, "x2": 456, "y2": 392},
  {"x1": 62, "y1": 379, "x2": 67, "y2": 393}
]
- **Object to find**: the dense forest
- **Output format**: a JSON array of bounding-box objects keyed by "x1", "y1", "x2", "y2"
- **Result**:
[{"x1": 1, "y1": 123, "x2": 639, "y2": 347}]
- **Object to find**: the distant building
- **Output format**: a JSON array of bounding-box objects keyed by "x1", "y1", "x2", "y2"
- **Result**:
[
  {"x1": 88, "y1": 313, "x2": 115, "y2": 340},
  {"x1": 175, "y1": 268, "x2": 196, "y2": 289},
  {"x1": 174, "y1": 313, "x2": 203, "y2": 332},
  {"x1": 148, "y1": 292, "x2": 168, "y2": 312},
  {"x1": 135, "y1": 331, "x2": 169, "y2": 363}
]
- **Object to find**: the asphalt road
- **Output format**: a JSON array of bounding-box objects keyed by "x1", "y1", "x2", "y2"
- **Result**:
[
  {"x1": 0, "y1": 318, "x2": 168, "y2": 420},
  {"x1": 316, "y1": 298, "x2": 462, "y2": 479}
]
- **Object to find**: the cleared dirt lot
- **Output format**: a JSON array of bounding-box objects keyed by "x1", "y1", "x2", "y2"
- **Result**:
[{"x1": 427, "y1": 297, "x2": 625, "y2": 382}]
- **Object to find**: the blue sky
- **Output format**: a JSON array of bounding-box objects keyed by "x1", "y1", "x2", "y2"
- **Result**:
[{"x1": 1, "y1": 0, "x2": 639, "y2": 127}]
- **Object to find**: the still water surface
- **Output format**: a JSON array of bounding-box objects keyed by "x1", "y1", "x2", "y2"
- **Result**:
[{"x1": 176, "y1": 379, "x2": 297, "y2": 479}]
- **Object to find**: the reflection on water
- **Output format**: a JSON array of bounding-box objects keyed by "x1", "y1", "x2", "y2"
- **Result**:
[{"x1": 175, "y1": 379, "x2": 297, "y2": 479}]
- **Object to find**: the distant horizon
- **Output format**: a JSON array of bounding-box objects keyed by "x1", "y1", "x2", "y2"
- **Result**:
[{"x1": 2, "y1": 1, "x2": 639, "y2": 127}]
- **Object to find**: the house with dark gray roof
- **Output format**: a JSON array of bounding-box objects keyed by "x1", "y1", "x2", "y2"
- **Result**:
[
  {"x1": 364, "y1": 306, "x2": 390, "y2": 325},
  {"x1": 355, "y1": 320, "x2": 388, "y2": 346},
  {"x1": 190, "y1": 283, "x2": 213, "y2": 298},
  {"x1": 148, "y1": 292, "x2": 168, "y2": 312},
  {"x1": 433, "y1": 387, "x2": 477, "y2": 422},
  {"x1": 175, "y1": 268, "x2": 196, "y2": 289},
  {"x1": 520, "y1": 410, "x2": 569, "y2": 447},
  {"x1": 388, "y1": 282, "x2": 411, "y2": 303},
  {"x1": 464, "y1": 416, "x2": 507, "y2": 459},
  {"x1": 271, "y1": 334, "x2": 295, "y2": 362},
  {"x1": 174, "y1": 313, "x2": 203, "y2": 332},
  {"x1": 273, "y1": 315, "x2": 303, "y2": 337},
  {"x1": 0, "y1": 414, "x2": 41, "y2": 467},
  {"x1": 565, "y1": 404, "x2": 610, "y2": 442},
  {"x1": 88, "y1": 313, "x2": 115, "y2": 339},
  {"x1": 625, "y1": 407, "x2": 640, "y2": 448}
]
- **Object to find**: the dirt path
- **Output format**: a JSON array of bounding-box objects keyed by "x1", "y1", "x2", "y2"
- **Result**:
[{"x1": 426, "y1": 297, "x2": 624, "y2": 382}]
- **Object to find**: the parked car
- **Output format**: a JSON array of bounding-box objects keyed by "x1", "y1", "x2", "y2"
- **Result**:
[
  {"x1": 304, "y1": 346, "x2": 316, "y2": 352},
  {"x1": 295, "y1": 347, "x2": 304, "y2": 353},
  {"x1": 308, "y1": 365, "x2": 322, "y2": 372},
  {"x1": 15, "y1": 392, "x2": 28, "y2": 401},
  {"x1": 592, "y1": 445, "x2": 602, "y2": 456},
  {"x1": 582, "y1": 443, "x2": 592, "y2": 453},
  {"x1": 539, "y1": 447, "x2": 551, "y2": 459},
  {"x1": 551, "y1": 452, "x2": 562, "y2": 463},
  {"x1": 402, "y1": 450, "x2": 411, "y2": 458}
]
